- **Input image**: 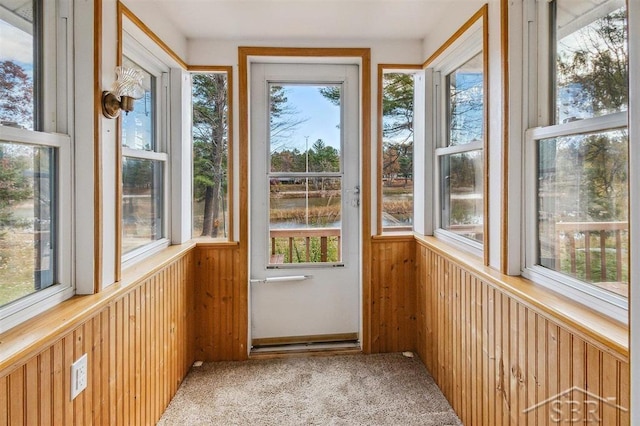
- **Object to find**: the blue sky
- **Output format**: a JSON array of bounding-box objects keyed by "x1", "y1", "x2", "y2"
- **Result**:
[
  {"x1": 279, "y1": 85, "x2": 341, "y2": 152},
  {"x1": 0, "y1": 19, "x2": 33, "y2": 66}
]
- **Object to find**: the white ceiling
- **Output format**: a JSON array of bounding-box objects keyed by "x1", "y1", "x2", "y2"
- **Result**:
[{"x1": 122, "y1": 0, "x2": 486, "y2": 42}]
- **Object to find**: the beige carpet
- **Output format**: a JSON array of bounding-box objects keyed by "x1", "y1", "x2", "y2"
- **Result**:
[{"x1": 158, "y1": 352, "x2": 462, "y2": 425}]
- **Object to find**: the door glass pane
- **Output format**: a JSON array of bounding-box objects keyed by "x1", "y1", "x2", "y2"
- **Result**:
[
  {"x1": 554, "y1": 0, "x2": 628, "y2": 124},
  {"x1": 537, "y1": 128, "x2": 628, "y2": 297},
  {"x1": 121, "y1": 56, "x2": 155, "y2": 151},
  {"x1": 269, "y1": 177, "x2": 342, "y2": 264},
  {"x1": 446, "y1": 52, "x2": 484, "y2": 147},
  {"x1": 0, "y1": 141, "x2": 56, "y2": 306},
  {"x1": 269, "y1": 84, "x2": 341, "y2": 173},
  {"x1": 122, "y1": 157, "x2": 164, "y2": 254},
  {"x1": 267, "y1": 83, "x2": 343, "y2": 264},
  {"x1": 440, "y1": 150, "x2": 483, "y2": 243}
]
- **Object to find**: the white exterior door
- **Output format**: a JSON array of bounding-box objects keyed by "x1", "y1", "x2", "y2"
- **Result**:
[{"x1": 249, "y1": 62, "x2": 360, "y2": 350}]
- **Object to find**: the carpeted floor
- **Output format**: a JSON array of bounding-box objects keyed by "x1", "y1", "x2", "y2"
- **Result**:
[{"x1": 158, "y1": 352, "x2": 462, "y2": 425}]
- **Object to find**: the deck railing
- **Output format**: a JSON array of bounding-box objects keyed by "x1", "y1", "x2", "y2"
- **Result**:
[
  {"x1": 555, "y1": 221, "x2": 628, "y2": 286},
  {"x1": 270, "y1": 227, "x2": 341, "y2": 263}
]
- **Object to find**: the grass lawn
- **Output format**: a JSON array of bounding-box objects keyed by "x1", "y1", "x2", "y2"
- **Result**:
[{"x1": 0, "y1": 228, "x2": 36, "y2": 306}]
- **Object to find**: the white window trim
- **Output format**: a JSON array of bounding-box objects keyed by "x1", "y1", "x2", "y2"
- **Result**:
[
  {"x1": 427, "y1": 20, "x2": 485, "y2": 258},
  {"x1": 120, "y1": 32, "x2": 172, "y2": 266},
  {"x1": 0, "y1": 0, "x2": 75, "y2": 332},
  {"x1": 523, "y1": 114, "x2": 629, "y2": 323},
  {"x1": 519, "y1": 0, "x2": 630, "y2": 322},
  {"x1": 0, "y1": 128, "x2": 74, "y2": 332},
  {"x1": 379, "y1": 69, "x2": 419, "y2": 233}
]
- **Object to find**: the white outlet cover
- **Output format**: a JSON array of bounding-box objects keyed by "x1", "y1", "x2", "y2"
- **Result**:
[{"x1": 70, "y1": 353, "x2": 88, "y2": 400}]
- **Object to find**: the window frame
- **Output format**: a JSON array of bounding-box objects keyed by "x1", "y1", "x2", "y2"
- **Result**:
[
  {"x1": 520, "y1": 0, "x2": 630, "y2": 322},
  {"x1": 189, "y1": 67, "x2": 234, "y2": 242},
  {"x1": 427, "y1": 14, "x2": 488, "y2": 259},
  {"x1": 0, "y1": 0, "x2": 74, "y2": 332},
  {"x1": 119, "y1": 33, "x2": 172, "y2": 267},
  {"x1": 376, "y1": 65, "x2": 421, "y2": 235}
]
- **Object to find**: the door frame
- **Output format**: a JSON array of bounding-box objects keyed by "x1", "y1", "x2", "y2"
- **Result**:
[{"x1": 238, "y1": 47, "x2": 373, "y2": 356}]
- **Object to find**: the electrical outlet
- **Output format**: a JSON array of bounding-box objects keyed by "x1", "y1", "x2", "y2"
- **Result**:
[{"x1": 70, "y1": 353, "x2": 88, "y2": 400}]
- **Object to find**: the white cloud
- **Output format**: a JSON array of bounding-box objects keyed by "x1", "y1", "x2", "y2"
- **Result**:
[{"x1": 0, "y1": 19, "x2": 33, "y2": 64}]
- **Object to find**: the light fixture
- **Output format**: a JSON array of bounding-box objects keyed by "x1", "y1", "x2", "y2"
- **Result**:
[{"x1": 101, "y1": 66, "x2": 145, "y2": 119}]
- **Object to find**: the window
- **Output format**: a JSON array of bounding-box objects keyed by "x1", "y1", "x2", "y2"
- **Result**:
[
  {"x1": 0, "y1": 0, "x2": 73, "y2": 331},
  {"x1": 428, "y1": 14, "x2": 486, "y2": 255},
  {"x1": 380, "y1": 70, "x2": 415, "y2": 232},
  {"x1": 121, "y1": 49, "x2": 170, "y2": 262},
  {"x1": 191, "y1": 71, "x2": 231, "y2": 240},
  {"x1": 524, "y1": 0, "x2": 629, "y2": 318}
]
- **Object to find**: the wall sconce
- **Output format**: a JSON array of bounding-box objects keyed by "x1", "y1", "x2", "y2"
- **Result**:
[{"x1": 101, "y1": 66, "x2": 145, "y2": 119}]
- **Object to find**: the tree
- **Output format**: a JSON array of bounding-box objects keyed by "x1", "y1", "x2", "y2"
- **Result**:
[
  {"x1": 269, "y1": 85, "x2": 307, "y2": 153},
  {"x1": 583, "y1": 133, "x2": 628, "y2": 221},
  {"x1": 556, "y1": 8, "x2": 628, "y2": 223},
  {"x1": 0, "y1": 146, "x2": 32, "y2": 227},
  {"x1": 192, "y1": 79, "x2": 306, "y2": 236},
  {"x1": 192, "y1": 73, "x2": 228, "y2": 237},
  {"x1": 321, "y1": 74, "x2": 416, "y2": 185},
  {"x1": 382, "y1": 74, "x2": 414, "y2": 185},
  {"x1": 0, "y1": 60, "x2": 33, "y2": 129},
  {"x1": 557, "y1": 9, "x2": 628, "y2": 117},
  {"x1": 308, "y1": 139, "x2": 339, "y2": 173}
]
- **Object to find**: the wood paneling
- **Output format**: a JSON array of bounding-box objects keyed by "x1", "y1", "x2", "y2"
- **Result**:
[
  {"x1": 194, "y1": 243, "x2": 247, "y2": 361},
  {"x1": 0, "y1": 251, "x2": 194, "y2": 425},
  {"x1": 369, "y1": 236, "x2": 416, "y2": 353},
  {"x1": 415, "y1": 239, "x2": 629, "y2": 426}
]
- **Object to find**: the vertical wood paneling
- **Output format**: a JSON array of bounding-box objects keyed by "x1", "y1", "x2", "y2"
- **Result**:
[
  {"x1": 415, "y1": 240, "x2": 629, "y2": 426},
  {"x1": 0, "y1": 376, "x2": 7, "y2": 426},
  {"x1": 369, "y1": 238, "x2": 416, "y2": 354},
  {"x1": 194, "y1": 244, "x2": 248, "y2": 361},
  {"x1": 0, "y1": 251, "x2": 194, "y2": 425}
]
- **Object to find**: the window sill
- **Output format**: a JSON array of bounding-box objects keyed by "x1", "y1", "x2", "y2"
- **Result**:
[
  {"x1": 192, "y1": 238, "x2": 240, "y2": 248},
  {"x1": 0, "y1": 241, "x2": 196, "y2": 377},
  {"x1": 372, "y1": 233, "x2": 415, "y2": 242},
  {"x1": 415, "y1": 235, "x2": 628, "y2": 360}
]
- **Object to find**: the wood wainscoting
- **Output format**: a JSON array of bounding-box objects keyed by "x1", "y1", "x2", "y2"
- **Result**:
[
  {"x1": 369, "y1": 236, "x2": 416, "y2": 354},
  {"x1": 416, "y1": 237, "x2": 629, "y2": 426},
  {"x1": 194, "y1": 243, "x2": 248, "y2": 361},
  {"x1": 0, "y1": 248, "x2": 195, "y2": 425}
]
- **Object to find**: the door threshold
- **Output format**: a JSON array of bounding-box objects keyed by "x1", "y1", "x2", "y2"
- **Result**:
[{"x1": 250, "y1": 341, "x2": 361, "y2": 358}]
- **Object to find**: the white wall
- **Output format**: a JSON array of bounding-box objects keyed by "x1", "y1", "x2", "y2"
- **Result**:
[{"x1": 120, "y1": 0, "x2": 188, "y2": 61}]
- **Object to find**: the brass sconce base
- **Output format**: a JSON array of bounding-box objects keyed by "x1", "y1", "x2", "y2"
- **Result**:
[{"x1": 102, "y1": 91, "x2": 122, "y2": 119}]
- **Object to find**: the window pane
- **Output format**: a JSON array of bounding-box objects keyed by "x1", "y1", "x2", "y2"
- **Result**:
[
  {"x1": 192, "y1": 72, "x2": 229, "y2": 239},
  {"x1": 269, "y1": 177, "x2": 342, "y2": 264},
  {"x1": 121, "y1": 57, "x2": 155, "y2": 151},
  {"x1": 554, "y1": 0, "x2": 628, "y2": 123},
  {"x1": 440, "y1": 150, "x2": 483, "y2": 243},
  {"x1": 269, "y1": 84, "x2": 341, "y2": 173},
  {"x1": 446, "y1": 52, "x2": 484, "y2": 146},
  {"x1": 538, "y1": 129, "x2": 628, "y2": 297},
  {"x1": 382, "y1": 73, "x2": 414, "y2": 230},
  {"x1": 0, "y1": 141, "x2": 56, "y2": 307},
  {"x1": 0, "y1": 0, "x2": 36, "y2": 130},
  {"x1": 122, "y1": 157, "x2": 163, "y2": 254}
]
